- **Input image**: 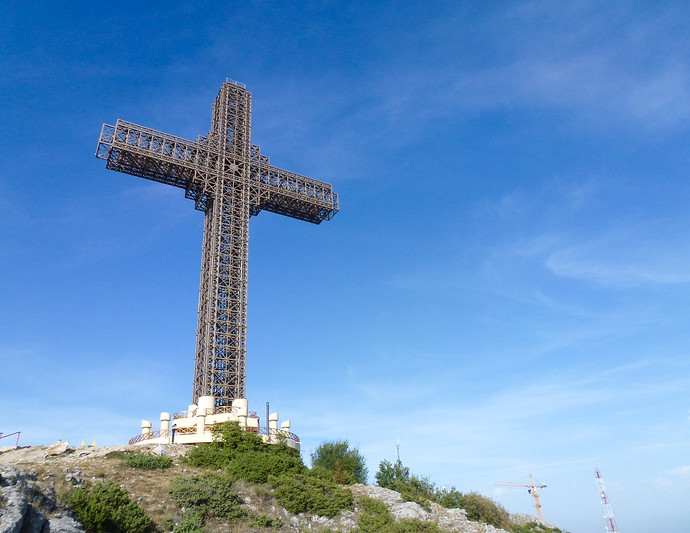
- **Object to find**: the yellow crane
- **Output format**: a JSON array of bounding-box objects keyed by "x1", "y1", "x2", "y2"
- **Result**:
[{"x1": 495, "y1": 474, "x2": 547, "y2": 520}]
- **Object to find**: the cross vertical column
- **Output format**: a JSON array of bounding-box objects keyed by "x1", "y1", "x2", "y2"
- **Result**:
[
  {"x1": 193, "y1": 82, "x2": 253, "y2": 406},
  {"x1": 95, "y1": 80, "x2": 339, "y2": 409}
]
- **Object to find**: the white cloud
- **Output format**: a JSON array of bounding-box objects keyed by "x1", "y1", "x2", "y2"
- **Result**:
[{"x1": 545, "y1": 233, "x2": 690, "y2": 287}]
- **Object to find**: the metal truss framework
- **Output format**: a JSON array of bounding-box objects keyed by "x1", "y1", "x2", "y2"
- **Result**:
[{"x1": 96, "y1": 80, "x2": 339, "y2": 406}]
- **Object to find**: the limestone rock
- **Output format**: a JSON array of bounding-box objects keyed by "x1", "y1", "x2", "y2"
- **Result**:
[
  {"x1": 44, "y1": 441, "x2": 71, "y2": 457},
  {"x1": 0, "y1": 481, "x2": 29, "y2": 533},
  {"x1": 46, "y1": 513, "x2": 86, "y2": 533},
  {"x1": 389, "y1": 500, "x2": 429, "y2": 521},
  {"x1": 0, "y1": 465, "x2": 84, "y2": 533},
  {"x1": 151, "y1": 445, "x2": 168, "y2": 456}
]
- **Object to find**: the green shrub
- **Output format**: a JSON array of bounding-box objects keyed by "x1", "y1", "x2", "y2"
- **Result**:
[
  {"x1": 253, "y1": 513, "x2": 283, "y2": 529},
  {"x1": 67, "y1": 481, "x2": 152, "y2": 533},
  {"x1": 269, "y1": 474, "x2": 354, "y2": 518},
  {"x1": 182, "y1": 443, "x2": 226, "y2": 469},
  {"x1": 183, "y1": 421, "x2": 302, "y2": 472},
  {"x1": 124, "y1": 453, "x2": 173, "y2": 470},
  {"x1": 226, "y1": 449, "x2": 304, "y2": 484},
  {"x1": 375, "y1": 459, "x2": 435, "y2": 509},
  {"x1": 375, "y1": 459, "x2": 410, "y2": 489},
  {"x1": 104, "y1": 450, "x2": 135, "y2": 460},
  {"x1": 211, "y1": 420, "x2": 265, "y2": 453},
  {"x1": 356, "y1": 496, "x2": 392, "y2": 532},
  {"x1": 307, "y1": 465, "x2": 336, "y2": 482},
  {"x1": 169, "y1": 474, "x2": 246, "y2": 521},
  {"x1": 311, "y1": 440, "x2": 368, "y2": 484},
  {"x1": 437, "y1": 489, "x2": 509, "y2": 528},
  {"x1": 356, "y1": 496, "x2": 445, "y2": 533},
  {"x1": 171, "y1": 510, "x2": 204, "y2": 533}
]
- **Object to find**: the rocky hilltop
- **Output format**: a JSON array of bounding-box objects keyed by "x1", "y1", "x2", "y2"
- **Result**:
[{"x1": 0, "y1": 443, "x2": 560, "y2": 533}]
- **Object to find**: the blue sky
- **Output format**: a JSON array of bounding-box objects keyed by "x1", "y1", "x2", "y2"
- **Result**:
[{"x1": 2, "y1": 1, "x2": 690, "y2": 531}]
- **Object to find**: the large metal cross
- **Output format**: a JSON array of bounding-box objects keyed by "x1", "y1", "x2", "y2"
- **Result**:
[{"x1": 96, "y1": 80, "x2": 339, "y2": 406}]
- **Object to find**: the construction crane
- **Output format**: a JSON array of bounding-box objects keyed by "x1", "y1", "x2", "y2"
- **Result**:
[
  {"x1": 495, "y1": 474, "x2": 547, "y2": 520},
  {"x1": 595, "y1": 468, "x2": 620, "y2": 533}
]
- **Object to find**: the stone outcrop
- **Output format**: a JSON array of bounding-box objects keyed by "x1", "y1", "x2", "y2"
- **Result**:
[
  {"x1": 349, "y1": 484, "x2": 510, "y2": 533},
  {"x1": 0, "y1": 465, "x2": 84, "y2": 533}
]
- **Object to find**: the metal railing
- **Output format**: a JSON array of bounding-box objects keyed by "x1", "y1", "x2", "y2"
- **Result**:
[
  {"x1": 0, "y1": 431, "x2": 21, "y2": 447},
  {"x1": 127, "y1": 416, "x2": 298, "y2": 445},
  {"x1": 258, "y1": 427, "x2": 300, "y2": 443},
  {"x1": 173, "y1": 408, "x2": 259, "y2": 419},
  {"x1": 128, "y1": 429, "x2": 169, "y2": 445}
]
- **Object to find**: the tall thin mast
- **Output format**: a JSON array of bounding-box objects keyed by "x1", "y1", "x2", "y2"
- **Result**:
[{"x1": 595, "y1": 468, "x2": 620, "y2": 533}]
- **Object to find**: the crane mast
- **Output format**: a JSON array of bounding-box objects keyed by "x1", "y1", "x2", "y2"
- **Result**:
[
  {"x1": 595, "y1": 468, "x2": 620, "y2": 533},
  {"x1": 495, "y1": 474, "x2": 547, "y2": 520}
]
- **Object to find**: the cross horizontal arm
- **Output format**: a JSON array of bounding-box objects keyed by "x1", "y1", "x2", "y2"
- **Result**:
[
  {"x1": 252, "y1": 164, "x2": 339, "y2": 224},
  {"x1": 96, "y1": 120, "x2": 339, "y2": 222},
  {"x1": 96, "y1": 120, "x2": 216, "y2": 209}
]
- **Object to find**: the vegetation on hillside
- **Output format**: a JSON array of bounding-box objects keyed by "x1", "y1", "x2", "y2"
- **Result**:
[
  {"x1": 310, "y1": 439, "x2": 368, "y2": 484},
  {"x1": 373, "y1": 457, "x2": 565, "y2": 533},
  {"x1": 68, "y1": 481, "x2": 153, "y2": 533},
  {"x1": 57, "y1": 422, "x2": 564, "y2": 532}
]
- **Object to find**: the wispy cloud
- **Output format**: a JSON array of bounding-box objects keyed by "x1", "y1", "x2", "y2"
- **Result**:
[
  {"x1": 362, "y1": 2, "x2": 690, "y2": 136},
  {"x1": 545, "y1": 235, "x2": 690, "y2": 287}
]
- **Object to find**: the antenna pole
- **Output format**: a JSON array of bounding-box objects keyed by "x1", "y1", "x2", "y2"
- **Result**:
[{"x1": 595, "y1": 468, "x2": 620, "y2": 533}]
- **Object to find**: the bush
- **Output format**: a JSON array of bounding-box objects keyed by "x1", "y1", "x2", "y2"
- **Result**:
[
  {"x1": 68, "y1": 481, "x2": 152, "y2": 533},
  {"x1": 226, "y1": 449, "x2": 304, "y2": 484},
  {"x1": 171, "y1": 510, "x2": 204, "y2": 533},
  {"x1": 437, "y1": 489, "x2": 509, "y2": 528},
  {"x1": 182, "y1": 443, "x2": 226, "y2": 469},
  {"x1": 310, "y1": 440, "x2": 368, "y2": 484},
  {"x1": 104, "y1": 450, "x2": 135, "y2": 460},
  {"x1": 356, "y1": 496, "x2": 392, "y2": 532},
  {"x1": 169, "y1": 474, "x2": 246, "y2": 521},
  {"x1": 269, "y1": 474, "x2": 354, "y2": 518},
  {"x1": 375, "y1": 459, "x2": 410, "y2": 489},
  {"x1": 124, "y1": 453, "x2": 173, "y2": 470},
  {"x1": 356, "y1": 496, "x2": 444, "y2": 533},
  {"x1": 253, "y1": 513, "x2": 283, "y2": 529},
  {"x1": 375, "y1": 459, "x2": 435, "y2": 509},
  {"x1": 183, "y1": 421, "x2": 302, "y2": 473},
  {"x1": 211, "y1": 420, "x2": 265, "y2": 453}
]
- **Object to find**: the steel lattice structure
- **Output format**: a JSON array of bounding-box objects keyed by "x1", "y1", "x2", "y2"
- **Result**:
[
  {"x1": 595, "y1": 469, "x2": 620, "y2": 533},
  {"x1": 96, "y1": 80, "x2": 339, "y2": 406}
]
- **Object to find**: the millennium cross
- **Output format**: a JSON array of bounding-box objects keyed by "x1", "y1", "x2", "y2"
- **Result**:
[{"x1": 95, "y1": 80, "x2": 339, "y2": 407}]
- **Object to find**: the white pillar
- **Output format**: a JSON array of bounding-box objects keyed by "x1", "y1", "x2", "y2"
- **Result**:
[
  {"x1": 160, "y1": 412, "x2": 171, "y2": 432},
  {"x1": 198, "y1": 396, "x2": 215, "y2": 414},
  {"x1": 233, "y1": 399, "x2": 248, "y2": 416},
  {"x1": 269, "y1": 412, "x2": 279, "y2": 431},
  {"x1": 196, "y1": 411, "x2": 206, "y2": 435},
  {"x1": 233, "y1": 399, "x2": 248, "y2": 428}
]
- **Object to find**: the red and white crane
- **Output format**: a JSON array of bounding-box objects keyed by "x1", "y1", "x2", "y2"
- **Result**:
[{"x1": 595, "y1": 468, "x2": 620, "y2": 533}]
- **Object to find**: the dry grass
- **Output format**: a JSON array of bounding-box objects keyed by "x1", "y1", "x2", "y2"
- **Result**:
[{"x1": 0, "y1": 444, "x2": 209, "y2": 529}]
